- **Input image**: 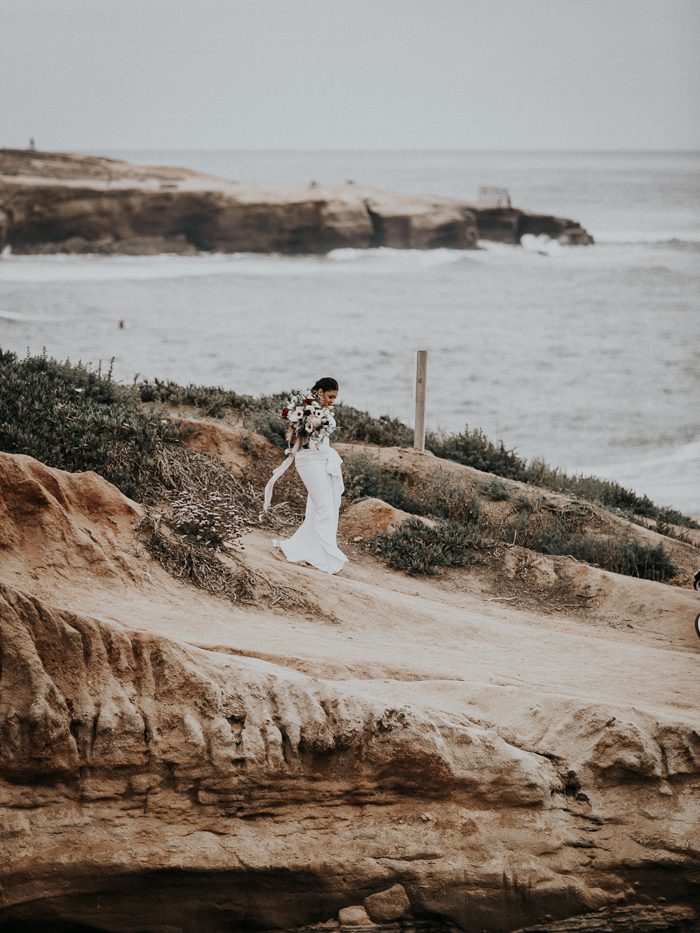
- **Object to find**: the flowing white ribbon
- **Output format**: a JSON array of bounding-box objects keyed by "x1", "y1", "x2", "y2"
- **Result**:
[
  {"x1": 325, "y1": 446, "x2": 343, "y2": 477},
  {"x1": 263, "y1": 437, "x2": 300, "y2": 512}
]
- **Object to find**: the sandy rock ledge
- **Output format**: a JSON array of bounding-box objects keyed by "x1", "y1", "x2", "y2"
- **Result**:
[{"x1": 0, "y1": 451, "x2": 698, "y2": 931}]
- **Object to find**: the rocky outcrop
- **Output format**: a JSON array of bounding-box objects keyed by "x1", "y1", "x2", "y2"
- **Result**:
[
  {"x1": 3, "y1": 573, "x2": 699, "y2": 931},
  {"x1": 0, "y1": 578, "x2": 559, "y2": 931},
  {"x1": 0, "y1": 149, "x2": 593, "y2": 254},
  {"x1": 176, "y1": 417, "x2": 279, "y2": 476},
  {"x1": 339, "y1": 497, "x2": 435, "y2": 541},
  {"x1": 1, "y1": 449, "x2": 698, "y2": 931},
  {"x1": 363, "y1": 192, "x2": 478, "y2": 250},
  {"x1": 0, "y1": 181, "x2": 376, "y2": 254},
  {"x1": 472, "y1": 206, "x2": 594, "y2": 245},
  {"x1": 364, "y1": 884, "x2": 413, "y2": 923},
  {"x1": 0, "y1": 451, "x2": 144, "y2": 586}
]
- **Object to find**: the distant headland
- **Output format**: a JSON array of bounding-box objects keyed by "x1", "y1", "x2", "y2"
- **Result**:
[{"x1": 0, "y1": 148, "x2": 593, "y2": 255}]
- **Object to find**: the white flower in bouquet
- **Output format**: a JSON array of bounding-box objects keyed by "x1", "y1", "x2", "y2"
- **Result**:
[{"x1": 279, "y1": 387, "x2": 337, "y2": 444}]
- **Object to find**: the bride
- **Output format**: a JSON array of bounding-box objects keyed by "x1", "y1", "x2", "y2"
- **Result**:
[{"x1": 264, "y1": 377, "x2": 348, "y2": 575}]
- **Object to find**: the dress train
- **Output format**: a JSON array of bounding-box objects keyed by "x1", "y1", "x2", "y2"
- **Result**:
[{"x1": 267, "y1": 438, "x2": 347, "y2": 575}]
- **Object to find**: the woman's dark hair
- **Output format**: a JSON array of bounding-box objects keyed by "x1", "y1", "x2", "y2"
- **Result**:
[{"x1": 312, "y1": 377, "x2": 339, "y2": 392}]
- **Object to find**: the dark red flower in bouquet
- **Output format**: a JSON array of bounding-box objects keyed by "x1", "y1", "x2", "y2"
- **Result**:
[
  {"x1": 281, "y1": 407, "x2": 289, "y2": 418},
  {"x1": 303, "y1": 397, "x2": 313, "y2": 404}
]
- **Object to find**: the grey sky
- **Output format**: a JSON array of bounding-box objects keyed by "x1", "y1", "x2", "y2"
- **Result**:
[{"x1": 2, "y1": 0, "x2": 698, "y2": 151}]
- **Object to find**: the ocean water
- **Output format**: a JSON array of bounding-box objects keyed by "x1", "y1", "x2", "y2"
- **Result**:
[{"x1": 1, "y1": 150, "x2": 699, "y2": 514}]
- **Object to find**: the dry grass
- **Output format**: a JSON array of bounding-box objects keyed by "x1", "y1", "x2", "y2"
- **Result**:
[{"x1": 137, "y1": 443, "x2": 320, "y2": 613}]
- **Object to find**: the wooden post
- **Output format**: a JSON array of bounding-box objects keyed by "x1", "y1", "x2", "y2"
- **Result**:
[{"x1": 414, "y1": 350, "x2": 428, "y2": 452}]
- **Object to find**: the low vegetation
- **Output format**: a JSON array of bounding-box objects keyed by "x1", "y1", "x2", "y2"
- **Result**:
[
  {"x1": 137, "y1": 377, "x2": 251, "y2": 417},
  {"x1": 480, "y1": 477, "x2": 511, "y2": 501},
  {"x1": 368, "y1": 518, "x2": 488, "y2": 576},
  {"x1": 0, "y1": 350, "x2": 308, "y2": 607},
  {"x1": 0, "y1": 349, "x2": 689, "y2": 584},
  {"x1": 138, "y1": 372, "x2": 696, "y2": 530},
  {"x1": 0, "y1": 349, "x2": 183, "y2": 501},
  {"x1": 342, "y1": 456, "x2": 425, "y2": 515},
  {"x1": 342, "y1": 453, "x2": 680, "y2": 581},
  {"x1": 509, "y1": 498, "x2": 679, "y2": 582}
]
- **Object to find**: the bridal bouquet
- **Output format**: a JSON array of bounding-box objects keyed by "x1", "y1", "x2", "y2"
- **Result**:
[{"x1": 280, "y1": 388, "x2": 336, "y2": 446}]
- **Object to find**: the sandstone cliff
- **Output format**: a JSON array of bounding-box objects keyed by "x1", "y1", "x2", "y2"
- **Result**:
[
  {"x1": 1, "y1": 420, "x2": 698, "y2": 932},
  {"x1": 0, "y1": 149, "x2": 593, "y2": 255}
]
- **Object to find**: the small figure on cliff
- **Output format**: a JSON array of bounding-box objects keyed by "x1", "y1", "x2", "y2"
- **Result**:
[
  {"x1": 28, "y1": 138, "x2": 36, "y2": 151},
  {"x1": 264, "y1": 378, "x2": 347, "y2": 575},
  {"x1": 118, "y1": 319, "x2": 126, "y2": 329}
]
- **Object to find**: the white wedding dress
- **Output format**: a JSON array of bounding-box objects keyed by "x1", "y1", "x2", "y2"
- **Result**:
[{"x1": 265, "y1": 435, "x2": 347, "y2": 575}]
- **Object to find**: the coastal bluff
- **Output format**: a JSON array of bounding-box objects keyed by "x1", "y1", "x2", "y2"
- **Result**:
[
  {"x1": 0, "y1": 149, "x2": 593, "y2": 255},
  {"x1": 1, "y1": 415, "x2": 699, "y2": 932}
]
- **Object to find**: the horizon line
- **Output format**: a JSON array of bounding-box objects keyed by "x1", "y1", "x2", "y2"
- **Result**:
[{"x1": 92, "y1": 146, "x2": 700, "y2": 155}]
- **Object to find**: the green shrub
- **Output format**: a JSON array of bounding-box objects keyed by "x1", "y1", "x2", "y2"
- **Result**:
[
  {"x1": 344, "y1": 458, "x2": 484, "y2": 528},
  {"x1": 481, "y1": 477, "x2": 511, "y2": 501},
  {"x1": 426, "y1": 426, "x2": 529, "y2": 480},
  {"x1": 137, "y1": 378, "x2": 249, "y2": 416},
  {"x1": 419, "y1": 471, "x2": 483, "y2": 524},
  {"x1": 349, "y1": 456, "x2": 679, "y2": 582},
  {"x1": 367, "y1": 518, "x2": 486, "y2": 575},
  {"x1": 577, "y1": 534, "x2": 678, "y2": 581},
  {"x1": 653, "y1": 519, "x2": 694, "y2": 545},
  {"x1": 245, "y1": 409, "x2": 288, "y2": 450},
  {"x1": 515, "y1": 494, "x2": 535, "y2": 513},
  {"x1": 334, "y1": 405, "x2": 413, "y2": 447},
  {"x1": 513, "y1": 508, "x2": 679, "y2": 582},
  {"x1": 343, "y1": 454, "x2": 426, "y2": 515},
  {"x1": 654, "y1": 506, "x2": 698, "y2": 529},
  {"x1": 0, "y1": 349, "x2": 181, "y2": 501},
  {"x1": 523, "y1": 459, "x2": 697, "y2": 529}
]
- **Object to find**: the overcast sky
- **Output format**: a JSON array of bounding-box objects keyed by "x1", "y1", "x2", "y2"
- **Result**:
[{"x1": 2, "y1": 0, "x2": 699, "y2": 151}]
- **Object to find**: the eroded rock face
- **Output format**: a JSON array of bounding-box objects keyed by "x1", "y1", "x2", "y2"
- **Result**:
[
  {"x1": 1, "y1": 452, "x2": 698, "y2": 932},
  {"x1": 0, "y1": 451, "x2": 143, "y2": 585},
  {"x1": 0, "y1": 149, "x2": 593, "y2": 254},
  {"x1": 2, "y1": 575, "x2": 699, "y2": 931},
  {"x1": 0, "y1": 183, "x2": 373, "y2": 254},
  {"x1": 176, "y1": 418, "x2": 279, "y2": 476},
  {"x1": 1, "y1": 579, "x2": 564, "y2": 931},
  {"x1": 473, "y1": 206, "x2": 594, "y2": 245}
]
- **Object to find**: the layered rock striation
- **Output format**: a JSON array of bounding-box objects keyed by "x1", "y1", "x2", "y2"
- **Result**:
[
  {"x1": 0, "y1": 444, "x2": 698, "y2": 932},
  {"x1": 0, "y1": 149, "x2": 593, "y2": 255}
]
